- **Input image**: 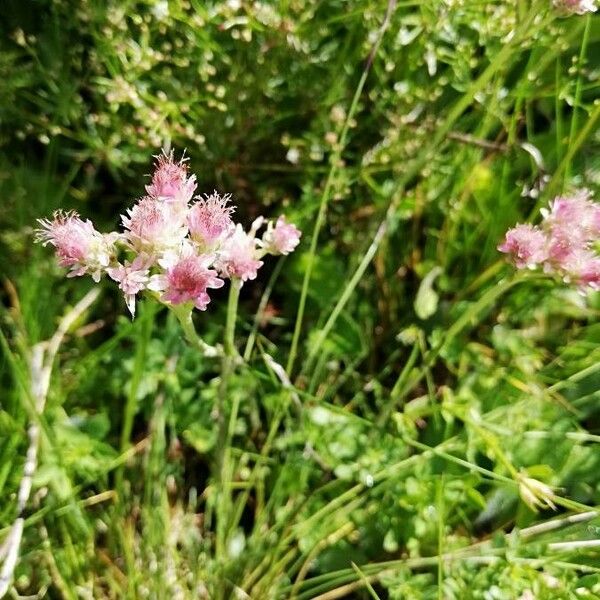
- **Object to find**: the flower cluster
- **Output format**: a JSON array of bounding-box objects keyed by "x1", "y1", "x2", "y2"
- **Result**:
[
  {"x1": 553, "y1": 0, "x2": 597, "y2": 14},
  {"x1": 499, "y1": 190, "x2": 600, "y2": 292},
  {"x1": 36, "y1": 150, "x2": 301, "y2": 316}
]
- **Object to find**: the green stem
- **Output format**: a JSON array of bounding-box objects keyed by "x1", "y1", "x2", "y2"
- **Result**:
[
  {"x1": 530, "y1": 99, "x2": 600, "y2": 217},
  {"x1": 243, "y1": 257, "x2": 284, "y2": 361},
  {"x1": 300, "y1": 3, "x2": 544, "y2": 380},
  {"x1": 116, "y1": 304, "x2": 155, "y2": 493},
  {"x1": 376, "y1": 341, "x2": 419, "y2": 427},
  {"x1": 303, "y1": 220, "x2": 388, "y2": 376},
  {"x1": 170, "y1": 290, "x2": 240, "y2": 583},
  {"x1": 172, "y1": 304, "x2": 221, "y2": 357},
  {"x1": 215, "y1": 278, "x2": 241, "y2": 566},
  {"x1": 555, "y1": 57, "x2": 564, "y2": 167},
  {"x1": 436, "y1": 476, "x2": 444, "y2": 600},
  {"x1": 216, "y1": 390, "x2": 241, "y2": 564},
  {"x1": 286, "y1": 0, "x2": 397, "y2": 376},
  {"x1": 564, "y1": 13, "x2": 591, "y2": 183},
  {"x1": 224, "y1": 278, "x2": 242, "y2": 358},
  {"x1": 390, "y1": 271, "x2": 534, "y2": 408}
]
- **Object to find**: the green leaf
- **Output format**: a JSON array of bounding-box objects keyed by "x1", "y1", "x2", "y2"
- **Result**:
[{"x1": 414, "y1": 266, "x2": 442, "y2": 320}]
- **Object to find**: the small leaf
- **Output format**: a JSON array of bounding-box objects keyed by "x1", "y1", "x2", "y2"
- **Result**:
[
  {"x1": 184, "y1": 425, "x2": 216, "y2": 454},
  {"x1": 414, "y1": 266, "x2": 442, "y2": 320}
]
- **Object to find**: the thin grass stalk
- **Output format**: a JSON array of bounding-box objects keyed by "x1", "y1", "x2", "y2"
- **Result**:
[
  {"x1": 116, "y1": 302, "x2": 155, "y2": 494},
  {"x1": 294, "y1": 554, "x2": 505, "y2": 600},
  {"x1": 564, "y1": 13, "x2": 592, "y2": 183},
  {"x1": 231, "y1": 351, "x2": 300, "y2": 534},
  {"x1": 243, "y1": 256, "x2": 284, "y2": 361},
  {"x1": 535, "y1": 100, "x2": 600, "y2": 215},
  {"x1": 436, "y1": 476, "x2": 444, "y2": 600},
  {"x1": 389, "y1": 271, "x2": 534, "y2": 407},
  {"x1": 555, "y1": 57, "x2": 564, "y2": 168},
  {"x1": 303, "y1": 220, "x2": 389, "y2": 376},
  {"x1": 350, "y1": 562, "x2": 381, "y2": 600},
  {"x1": 215, "y1": 278, "x2": 241, "y2": 568},
  {"x1": 286, "y1": 0, "x2": 398, "y2": 376},
  {"x1": 302, "y1": 3, "x2": 546, "y2": 377},
  {"x1": 0, "y1": 289, "x2": 99, "y2": 599},
  {"x1": 289, "y1": 522, "x2": 355, "y2": 599}
]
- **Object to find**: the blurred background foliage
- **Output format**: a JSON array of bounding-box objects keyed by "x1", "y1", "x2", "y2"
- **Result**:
[{"x1": 2, "y1": 0, "x2": 600, "y2": 598}]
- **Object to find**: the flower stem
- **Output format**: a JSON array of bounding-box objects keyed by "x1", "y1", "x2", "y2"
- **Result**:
[
  {"x1": 215, "y1": 278, "x2": 241, "y2": 566},
  {"x1": 224, "y1": 278, "x2": 241, "y2": 358},
  {"x1": 172, "y1": 304, "x2": 221, "y2": 357},
  {"x1": 117, "y1": 302, "x2": 155, "y2": 492}
]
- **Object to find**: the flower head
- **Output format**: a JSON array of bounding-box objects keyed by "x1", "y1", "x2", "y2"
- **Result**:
[
  {"x1": 146, "y1": 149, "x2": 197, "y2": 206},
  {"x1": 262, "y1": 216, "x2": 302, "y2": 255},
  {"x1": 517, "y1": 472, "x2": 557, "y2": 512},
  {"x1": 121, "y1": 196, "x2": 187, "y2": 254},
  {"x1": 107, "y1": 255, "x2": 153, "y2": 317},
  {"x1": 500, "y1": 190, "x2": 600, "y2": 295},
  {"x1": 542, "y1": 190, "x2": 599, "y2": 237},
  {"x1": 35, "y1": 210, "x2": 114, "y2": 282},
  {"x1": 151, "y1": 248, "x2": 224, "y2": 310},
  {"x1": 560, "y1": 250, "x2": 600, "y2": 292},
  {"x1": 215, "y1": 225, "x2": 263, "y2": 282},
  {"x1": 498, "y1": 224, "x2": 548, "y2": 269},
  {"x1": 578, "y1": 259, "x2": 600, "y2": 291},
  {"x1": 35, "y1": 149, "x2": 301, "y2": 321},
  {"x1": 188, "y1": 191, "x2": 235, "y2": 249},
  {"x1": 541, "y1": 191, "x2": 600, "y2": 267}
]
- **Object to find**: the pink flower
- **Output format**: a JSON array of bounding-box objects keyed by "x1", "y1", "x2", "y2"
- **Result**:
[
  {"x1": 215, "y1": 225, "x2": 263, "y2": 282},
  {"x1": 500, "y1": 190, "x2": 600, "y2": 295},
  {"x1": 578, "y1": 258, "x2": 600, "y2": 291},
  {"x1": 553, "y1": 0, "x2": 597, "y2": 14},
  {"x1": 35, "y1": 210, "x2": 114, "y2": 282},
  {"x1": 542, "y1": 191, "x2": 598, "y2": 239},
  {"x1": 107, "y1": 255, "x2": 153, "y2": 317},
  {"x1": 262, "y1": 216, "x2": 301, "y2": 255},
  {"x1": 121, "y1": 196, "x2": 187, "y2": 253},
  {"x1": 36, "y1": 149, "x2": 304, "y2": 318},
  {"x1": 498, "y1": 224, "x2": 548, "y2": 269},
  {"x1": 145, "y1": 149, "x2": 197, "y2": 206},
  {"x1": 188, "y1": 192, "x2": 235, "y2": 249},
  {"x1": 546, "y1": 230, "x2": 579, "y2": 267},
  {"x1": 541, "y1": 191, "x2": 599, "y2": 267},
  {"x1": 558, "y1": 249, "x2": 600, "y2": 291},
  {"x1": 151, "y1": 250, "x2": 224, "y2": 310}
]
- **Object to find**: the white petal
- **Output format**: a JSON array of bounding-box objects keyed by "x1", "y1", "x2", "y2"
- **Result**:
[
  {"x1": 125, "y1": 294, "x2": 136, "y2": 318},
  {"x1": 147, "y1": 274, "x2": 166, "y2": 291}
]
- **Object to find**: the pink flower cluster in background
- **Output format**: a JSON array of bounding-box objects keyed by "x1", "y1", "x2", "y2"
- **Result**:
[
  {"x1": 499, "y1": 190, "x2": 600, "y2": 292},
  {"x1": 36, "y1": 150, "x2": 301, "y2": 316},
  {"x1": 553, "y1": 0, "x2": 597, "y2": 14}
]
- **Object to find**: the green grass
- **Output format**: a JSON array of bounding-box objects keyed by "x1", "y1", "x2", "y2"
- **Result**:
[{"x1": 2, "y1": 0, "x2": 600, "y2": 598}]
